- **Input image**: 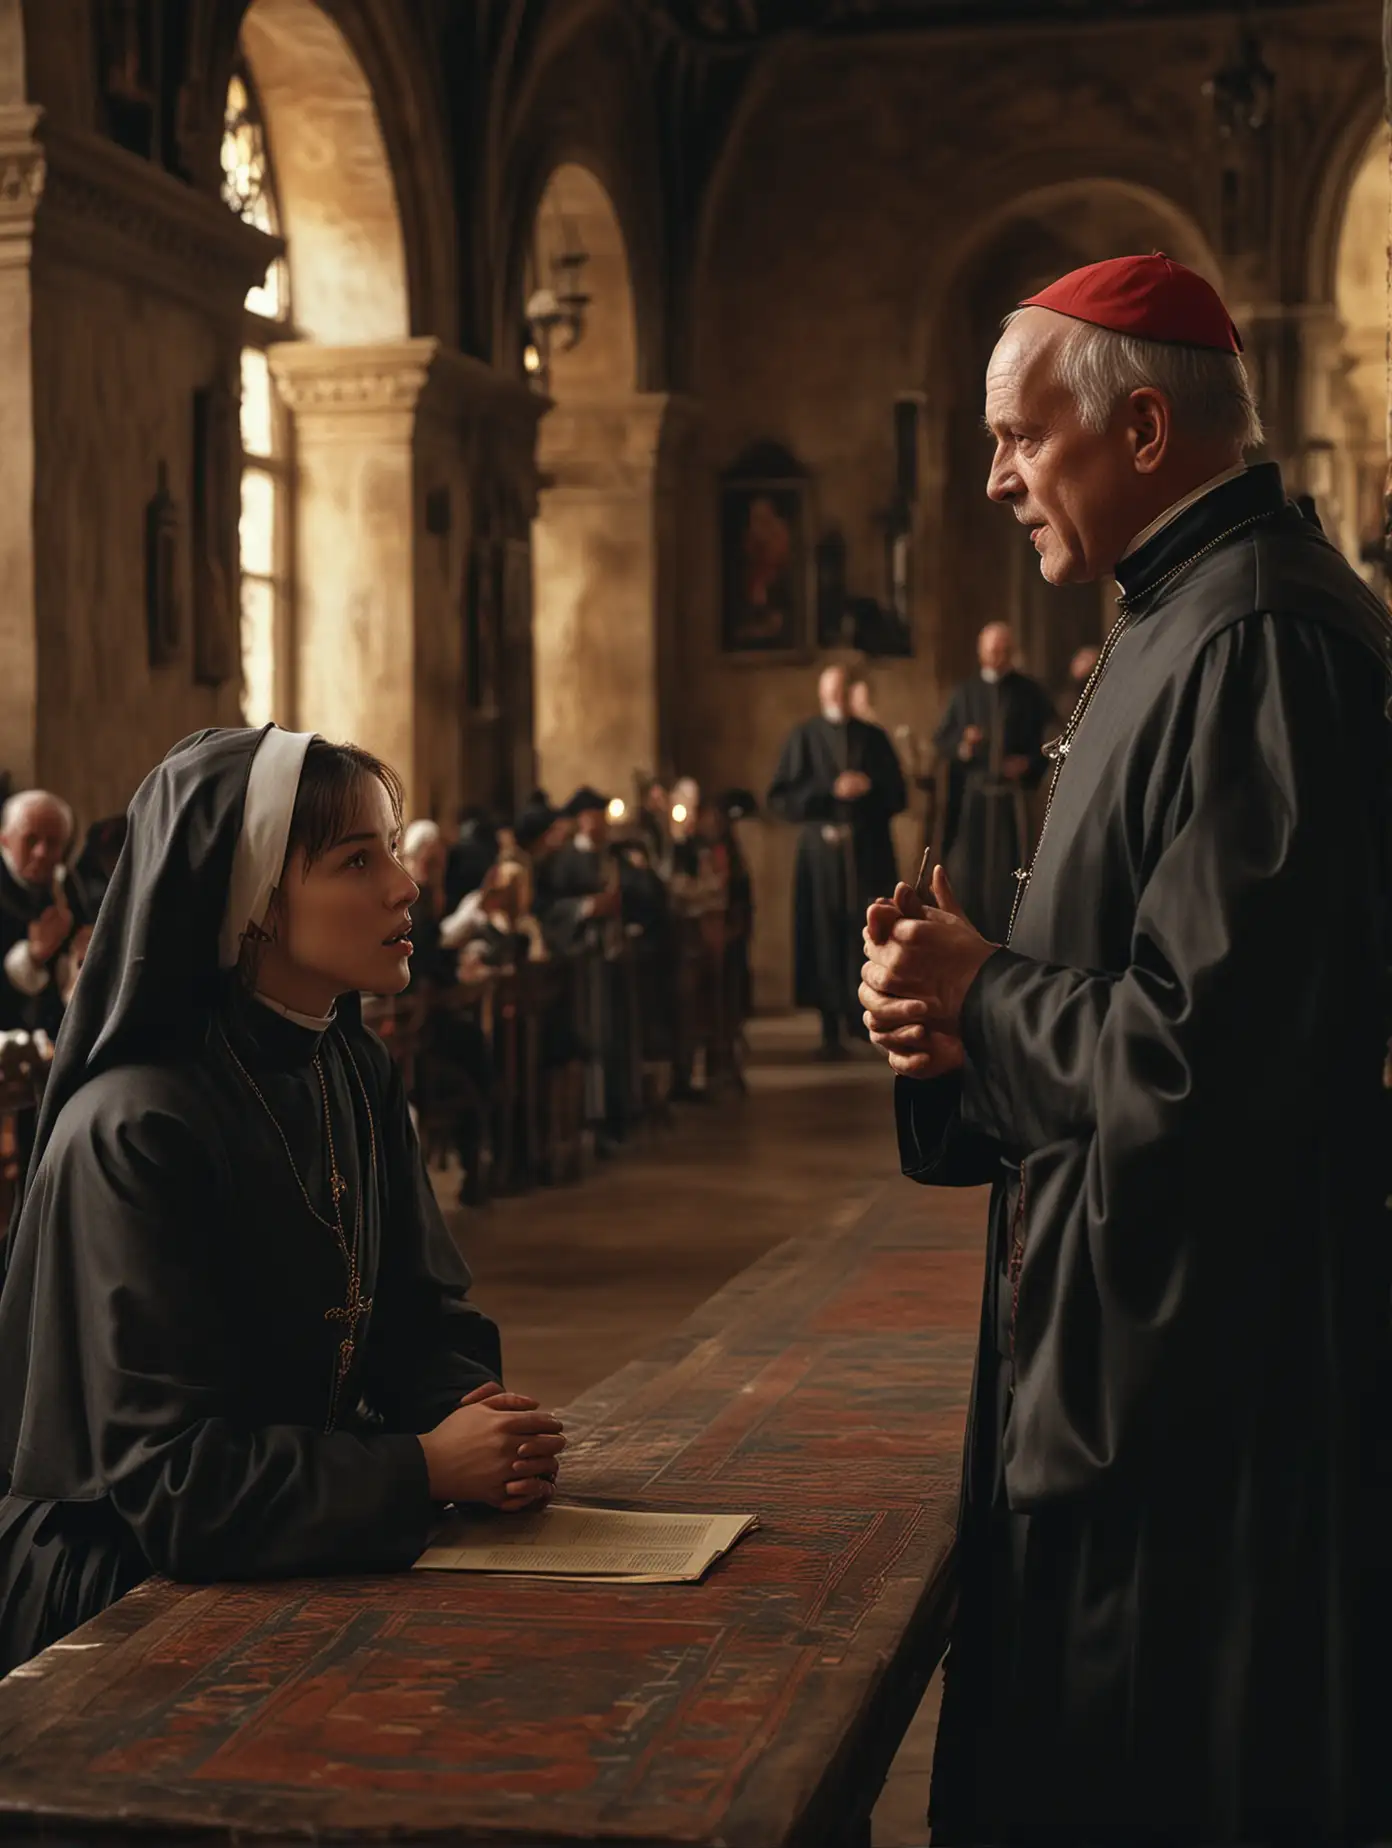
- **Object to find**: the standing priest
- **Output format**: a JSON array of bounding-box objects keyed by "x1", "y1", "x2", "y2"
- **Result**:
[
  {"x1": 769, "y1": 665, "x2": 906, "y2": 1059},
  {"x1": 932, "y1": 622, "x2": 1056, "y2": 941},
  {"x1": 861, "y1": 255, "x2": 1392, "y2": 1844}
]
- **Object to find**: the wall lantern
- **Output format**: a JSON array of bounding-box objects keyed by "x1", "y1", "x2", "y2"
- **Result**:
[
  {"x1": 524, "y1": 216, "x2": 591, "y2": 392},
  {"x1": 1203, "y1": 30, "x2": 1275, "y2": 139}
]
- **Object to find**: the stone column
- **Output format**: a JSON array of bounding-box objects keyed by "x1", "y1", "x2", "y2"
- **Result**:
[
  {"x1": 270, "y1": 338, "x2": 544, "y2": 820},
  {"x1": 532, "y1": 392, "x2": 678, "y2": 803},
  {"x1": 426, "y1": 349, "x2": 545, "y2": 817},
  {"x1": 270, "y1": 341, "x2": 433, "y2": 803}
]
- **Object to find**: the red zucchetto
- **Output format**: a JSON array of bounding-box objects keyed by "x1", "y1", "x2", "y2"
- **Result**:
[{"x1": 1019, "y1": 253, "x2": 1243, "y2": 354}]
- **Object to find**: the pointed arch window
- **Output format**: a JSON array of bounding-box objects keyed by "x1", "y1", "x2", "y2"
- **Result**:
[{"x1": 220, "y1": 63, "x2": 294, "y2": 726}]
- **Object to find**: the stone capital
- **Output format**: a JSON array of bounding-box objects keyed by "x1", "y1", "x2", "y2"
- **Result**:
[
  {"x1": 270, "y1": 338, "x2": 550, "y2": 449},
  {"x1": 0, "y1": 106, "x2": 45, "y2": 272},
  {"x1": 269, "y1": 339, "x2": 438, "y2": 436},
  {"x1": 29, "y1": 121, "x2": 277, "y2": 320}
]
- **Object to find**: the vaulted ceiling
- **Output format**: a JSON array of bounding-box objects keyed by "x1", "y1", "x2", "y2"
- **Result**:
[{"x1": 638, "y1": 0, "x2": 1334, "y2": 39}]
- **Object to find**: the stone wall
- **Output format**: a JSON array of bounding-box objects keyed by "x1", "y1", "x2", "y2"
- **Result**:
[
  {"x1": 31, "y1": 258, "x2": 237, "y2": 819},
  {"x1": 20, "y1": 120, "x2": 271, "y2": 824}
]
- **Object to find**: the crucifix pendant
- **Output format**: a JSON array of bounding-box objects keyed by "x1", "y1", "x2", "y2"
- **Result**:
[
  {"x1": 324, "y1": 1281, "x2": 374, "y2": 1429},
  {"x1": 330, "y1": 1169, "x2": 347, "y2": 1204}
]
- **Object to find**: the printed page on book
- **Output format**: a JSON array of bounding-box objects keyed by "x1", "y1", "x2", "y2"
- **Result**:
[{"x1": 414, "y1": 1503, "x2": 759, "y2": 1583}]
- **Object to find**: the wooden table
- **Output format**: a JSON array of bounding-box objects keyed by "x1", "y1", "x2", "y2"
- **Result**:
[{"x1": 0, "y1": 1184, "x2": 982, "y2": 1845}]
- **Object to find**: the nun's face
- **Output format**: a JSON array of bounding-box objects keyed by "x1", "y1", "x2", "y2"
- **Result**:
[{"x1": 270, "y1": 777, "x2": 419, "y2": 1008}]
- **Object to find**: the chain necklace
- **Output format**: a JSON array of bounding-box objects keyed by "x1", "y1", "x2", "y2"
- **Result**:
[
  {"x1": 1005, "y1": 507, "x2": 1280, "y2": 945},
  {"x1": 220, "y1": 1021, "x2": 379, "y2": 1432}
]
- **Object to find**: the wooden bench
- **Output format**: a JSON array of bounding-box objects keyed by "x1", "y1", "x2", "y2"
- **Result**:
[
  {"x1": 0, "y1": 1034, "x2": 50, "y2": 1235},
  {"x1": 0, "y1": 1183, "x2": 981, "y2": 1846}
]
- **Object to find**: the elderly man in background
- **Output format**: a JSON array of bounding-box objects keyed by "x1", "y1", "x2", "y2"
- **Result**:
[
  {"x1": 932, "y1": 621, "x2": 1055, "y2": 942},
  {"x1": 862, "y1": 255, "x2": 1392, "y2": 1843},
  {"x1": 0, "y1": 791, "x2": 78, "y2": 1038},
  {"x1": 768, "y1": 663, "x2": 906, "y2": 1059}
]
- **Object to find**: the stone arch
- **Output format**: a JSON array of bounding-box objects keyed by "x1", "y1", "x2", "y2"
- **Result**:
[
  {"x1": 1301, "y1": 120, "x2": 1390, "y2": 583},
  {"x1": 1298, "y1": 84, "x2": 1385, "y2": 312},
  {"x1": 219, "y1": 0, "x2": 449, "y2": 805},
  {"x1": 191, "y1": 0, "x2": 457, "y2": 340},
  {"x1": 528, "y1": 163, "x2": 668, "y2": 806},
  {"x1": 925, "y1": 176, "x2": 1222, "y2": 695},
  {"x1": 531, "y1": 163, "x2": 638, "y2": 398},
  {"x1": 491, "y1": 2, "x2": 666, "y2": 388},
  {"x1": 239, "y1": 0, "x2": 408, "y2": 343}
]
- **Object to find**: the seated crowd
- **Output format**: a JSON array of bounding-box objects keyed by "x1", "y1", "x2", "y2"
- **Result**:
[
  {"x1": 0, "y1": 775, "x2": 755, "y2": 1218},
  {"x1": 391, "y1": 780, "x2": 756, "y2": 1199}
]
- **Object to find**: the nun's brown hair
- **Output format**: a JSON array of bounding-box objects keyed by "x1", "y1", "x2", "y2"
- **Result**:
[{"x1": 283, "y1": 739, "x2": 405, "y2": 873}]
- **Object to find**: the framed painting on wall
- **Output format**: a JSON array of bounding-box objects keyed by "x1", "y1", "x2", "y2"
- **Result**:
[{"x1": 719, "y1": 444, "x2": 810, "y2": 659}]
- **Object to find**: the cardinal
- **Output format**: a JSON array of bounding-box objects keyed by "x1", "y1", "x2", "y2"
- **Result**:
[{"x1": 862, "y1": 254, "x2": 1392, "y2": 1844}]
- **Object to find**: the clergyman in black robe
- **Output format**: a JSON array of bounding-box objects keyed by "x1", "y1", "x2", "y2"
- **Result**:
[
  {"x1": 932, "y1": 623, "x2": 1056, "y2": 943},
  {"x1": 877, "y1": 462, "x2": 1392, "y2": 1841},
  {"x1": 0, "y1": 727, "x2": 564, "y2": 1678},
  {"x1": 768, "y1": 665, "x2": 906, "y2": 1055},
  {"x1": 537, "y1": 787, "x2": 641, "y2": 1146},
  {"x1": 0, "y1": 789, "x2": 79, "y2": 1039}
]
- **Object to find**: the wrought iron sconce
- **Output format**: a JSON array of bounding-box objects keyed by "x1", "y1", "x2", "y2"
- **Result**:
[
  {"x1": 1203, "y1": 29, "x2": 1275, "y2": 140},
  {"x1": 523, "y1": 218, "x2": 592, "y2": 392}
]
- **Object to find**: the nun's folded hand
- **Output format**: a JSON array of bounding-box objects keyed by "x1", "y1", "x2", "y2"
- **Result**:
[{"x1": 420, "y1": 1399, "x2": 566, "y2": 1511}]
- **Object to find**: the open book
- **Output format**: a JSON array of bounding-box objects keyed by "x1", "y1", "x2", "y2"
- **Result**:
[{"x1": 413, "y1": 1502, "x2": 758, "y2": 1584}]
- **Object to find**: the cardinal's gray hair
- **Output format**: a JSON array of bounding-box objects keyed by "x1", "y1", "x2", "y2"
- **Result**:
[{"x1": 1004, "y1": 311, "x2": 1265, "y2": 452}]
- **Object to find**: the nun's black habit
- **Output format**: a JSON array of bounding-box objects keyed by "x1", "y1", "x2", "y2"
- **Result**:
[{"x1": 0, "y1": 728, "x2": 501, "y2": 1676}]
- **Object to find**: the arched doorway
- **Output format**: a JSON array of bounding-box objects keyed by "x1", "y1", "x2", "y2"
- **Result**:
[
  {"x1": 219, "y1": 0, "x2": 420, "y2": 783},
  {"x1": 219, "y1": 59, "x2": 294, "y2": 728},
  {"x1": 931, "y1": 181, "x2": 1220, "y2": 697},
  {"x1": 1324, "y1": 123, "x2": 1389, "y2": 587},
  {"x1": 528, "y1": 164, "x2": 661, "y2": 809}
]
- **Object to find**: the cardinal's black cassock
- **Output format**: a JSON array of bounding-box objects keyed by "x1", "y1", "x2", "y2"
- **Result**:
[
  {"x1": 0, "y1": 729, "x2": 502, "y2": 1677},
  {"x1": 898, "y1": 464, "x2": 1392, "y2": 1844},
  {"x1": 768, "y1": 713, "x2": 906, "y2": 1045}
]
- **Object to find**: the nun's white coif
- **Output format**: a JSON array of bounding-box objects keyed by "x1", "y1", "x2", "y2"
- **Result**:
[{"x1": 217, "y1": 726, "x2": 314, "y2": 969}]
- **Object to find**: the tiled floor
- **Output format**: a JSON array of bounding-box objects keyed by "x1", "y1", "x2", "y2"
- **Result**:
[{"x1": 435, "y1": 1013, "x2": 970, "y2": 1848}]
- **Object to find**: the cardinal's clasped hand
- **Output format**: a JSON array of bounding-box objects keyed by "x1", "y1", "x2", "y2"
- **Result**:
[{"x1": 859, "y1": 865, "x2": 997, "y2": 1080}]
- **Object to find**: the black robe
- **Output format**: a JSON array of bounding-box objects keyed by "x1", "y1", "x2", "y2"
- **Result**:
[
  {"x1": 0, "y1": 860, "x2": 69, "y2": 1038},
  {"x1": 932, "y1": 671, "x2": 1057, "y2": 943},
  {"x1": 537, "y1": 841, "x2": 637, "y2": 1131},
  {"x1": 0, "y1": 991, "x2": 500, "y2": 1675},
  {"x1": 767, "y1": 715, "x2": 906, "y2": 1018},
  {"x1": 899, "y1": 465, "x2": 1392, "y2": 1843}
]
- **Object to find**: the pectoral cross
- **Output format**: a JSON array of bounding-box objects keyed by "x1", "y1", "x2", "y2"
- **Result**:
[{"x1": 324, "y1": 1273, "x2": 374, "y2": 1430}]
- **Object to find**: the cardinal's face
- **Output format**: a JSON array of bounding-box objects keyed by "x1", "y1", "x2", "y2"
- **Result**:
[{"x1": 983, "y1": 309, "x2": 1140, "y2": 586}]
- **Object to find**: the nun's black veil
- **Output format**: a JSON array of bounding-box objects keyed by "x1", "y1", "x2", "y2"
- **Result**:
[{"x1": 0, "y1": 727, "x2": 266, "y2": 1477}]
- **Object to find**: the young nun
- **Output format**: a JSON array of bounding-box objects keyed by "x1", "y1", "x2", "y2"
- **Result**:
[{"x1": 0, "y1": 726, "x2": 565, "y2": 1676}]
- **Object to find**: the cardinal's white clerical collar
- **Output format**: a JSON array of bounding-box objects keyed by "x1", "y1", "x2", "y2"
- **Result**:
[{"x1": 1120, "y1": 463, "x2": 1248, "y2": 565}]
